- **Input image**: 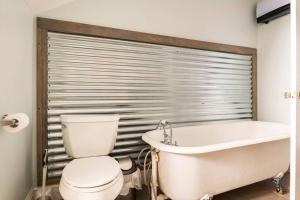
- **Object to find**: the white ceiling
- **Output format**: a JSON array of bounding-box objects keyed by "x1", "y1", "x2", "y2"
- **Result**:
[{"x1": 25, "y1": 0, "x2": 76, "y2": 14}]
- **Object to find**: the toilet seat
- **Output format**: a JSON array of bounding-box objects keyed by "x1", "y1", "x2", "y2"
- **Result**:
[
  {"x1": 62, "y1": 156, "x2": 121, "y2": 188},
  {"x1": 60, "y1": 171, "x2": 123, "y2": 192},
  {"x1": 59, "y1": 156, "x2": 124, "y2": 200}
]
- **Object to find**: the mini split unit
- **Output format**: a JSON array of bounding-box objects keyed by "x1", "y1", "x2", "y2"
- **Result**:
[{"x1": 256, "y1": 0, "x2": 290, "y2": 23}]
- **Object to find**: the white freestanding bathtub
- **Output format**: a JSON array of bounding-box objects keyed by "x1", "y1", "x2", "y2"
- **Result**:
[{"x1": 142, "y1": 121, "x2": 290, "y2": 200}]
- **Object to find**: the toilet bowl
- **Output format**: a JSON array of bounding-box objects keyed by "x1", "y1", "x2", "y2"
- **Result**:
[
  {"x1": 59, "y1": 115, "x2": 123, "y2": 200},
  {"x1": 60, "y1": 157, "x2": 124, "y2": 200}
]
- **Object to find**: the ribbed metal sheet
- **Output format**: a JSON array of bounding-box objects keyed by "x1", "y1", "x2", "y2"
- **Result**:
[{"x1": 46, "y1": 32, "x2": 253, "y2": 178}]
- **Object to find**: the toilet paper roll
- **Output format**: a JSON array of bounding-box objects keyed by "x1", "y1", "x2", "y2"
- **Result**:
[{"x1": 2, "y1": 113, "x2": 29, "y2": 133}]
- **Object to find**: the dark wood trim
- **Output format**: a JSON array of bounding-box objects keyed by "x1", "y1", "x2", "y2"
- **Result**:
[
  {"x1": 252, "y1": 53, "x2": 258, "y2": 121},
  {"x1": 36, "y1": 26, "x2": 48, "y2": 186},
  {"x1": 47, "y1": 177, "x2": 60, "y2": 185},
  {"x1": 36, "y1": 17, "x2": 258, "y2": 185},
  {"x1": 37, "y1": 17, "x2": 256, "y2": 55}
]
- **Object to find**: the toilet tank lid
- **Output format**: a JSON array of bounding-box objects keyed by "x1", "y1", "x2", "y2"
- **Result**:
[{"x1": 60, "y1": 114, "x2": 120, "y2": 123}]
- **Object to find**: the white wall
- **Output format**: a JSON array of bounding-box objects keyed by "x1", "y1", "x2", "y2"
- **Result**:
[
  {"x1": 0, "y1": 0, "x2": 34, "y2": 199},
  {"x1": 257, "y1": 15, "x2": 291, "y2": 124},
  {"x1": 25, "y1": 0, "x2": 75, "y2": 14},
  {"x1": 39, "y1": 0, "x2": 258, "y2": 48}
]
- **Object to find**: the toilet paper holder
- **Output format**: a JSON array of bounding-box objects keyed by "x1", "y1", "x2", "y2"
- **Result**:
[
  {"x1": 0, "y1": 114, "x2": 19, "y2": 128},
  {"x1": 0, "y1": 113, "x2": 29, "y2": 133}
]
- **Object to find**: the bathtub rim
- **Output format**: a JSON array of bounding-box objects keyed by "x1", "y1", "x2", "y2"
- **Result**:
[{"x1": 142, "y1": 121, "x2": 290, "y2": 154}]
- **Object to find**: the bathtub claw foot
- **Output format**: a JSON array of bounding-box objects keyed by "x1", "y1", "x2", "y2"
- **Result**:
[
  {"x1": 272, "y1": 172, "x2": 284, "y2": 194},
  {"x1": 201, "y1": 194, "x2": 213, "y2": 200}
]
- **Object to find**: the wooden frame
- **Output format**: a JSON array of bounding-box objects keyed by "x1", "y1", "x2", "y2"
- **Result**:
[{"x1": 36, "y1": 17, "x2": 257, "y2": 185}]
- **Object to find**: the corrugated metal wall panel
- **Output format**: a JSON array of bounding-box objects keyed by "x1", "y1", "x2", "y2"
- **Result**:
[{"x1": 46, "y1": 32, "x2": 253, "y2": 178}]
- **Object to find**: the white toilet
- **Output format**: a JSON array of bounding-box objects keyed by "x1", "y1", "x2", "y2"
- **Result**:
[{"x1": 59, "y1": 115, "x2": 123, "y2": 200}]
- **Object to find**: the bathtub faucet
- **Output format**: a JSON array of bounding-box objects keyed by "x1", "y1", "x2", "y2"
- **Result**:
[{"x1": 156, "y1": 120, "x2": 174, "y2": 145}]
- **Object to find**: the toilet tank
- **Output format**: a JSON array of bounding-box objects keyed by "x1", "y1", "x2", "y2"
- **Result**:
[{"x1": 60, "y1": 115, "x2": 120, "y2": 158}]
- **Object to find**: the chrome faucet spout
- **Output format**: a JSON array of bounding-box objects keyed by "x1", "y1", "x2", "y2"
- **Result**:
[{"x1": 156, "y1": 120, "x2": 174, "y2": 145}]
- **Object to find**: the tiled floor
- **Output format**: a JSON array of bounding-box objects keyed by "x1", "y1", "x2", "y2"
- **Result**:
[
  {"x1": 136, "y1": 173, "x2": 290, "y2": 200},
  {"x1": 214, "y1": 173, "x2": 289, "y2": 200},
  {"x1": 51, "y1": 174, "x2": 290, "y2": 200},
  {"x1": 214, "y1": 180, "x2": 289, "y2": 200}
]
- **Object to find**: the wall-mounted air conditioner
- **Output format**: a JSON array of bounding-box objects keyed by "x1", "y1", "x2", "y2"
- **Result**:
[{"x1": 256, "y1": 0, "x2": 290, "y2": 24}]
